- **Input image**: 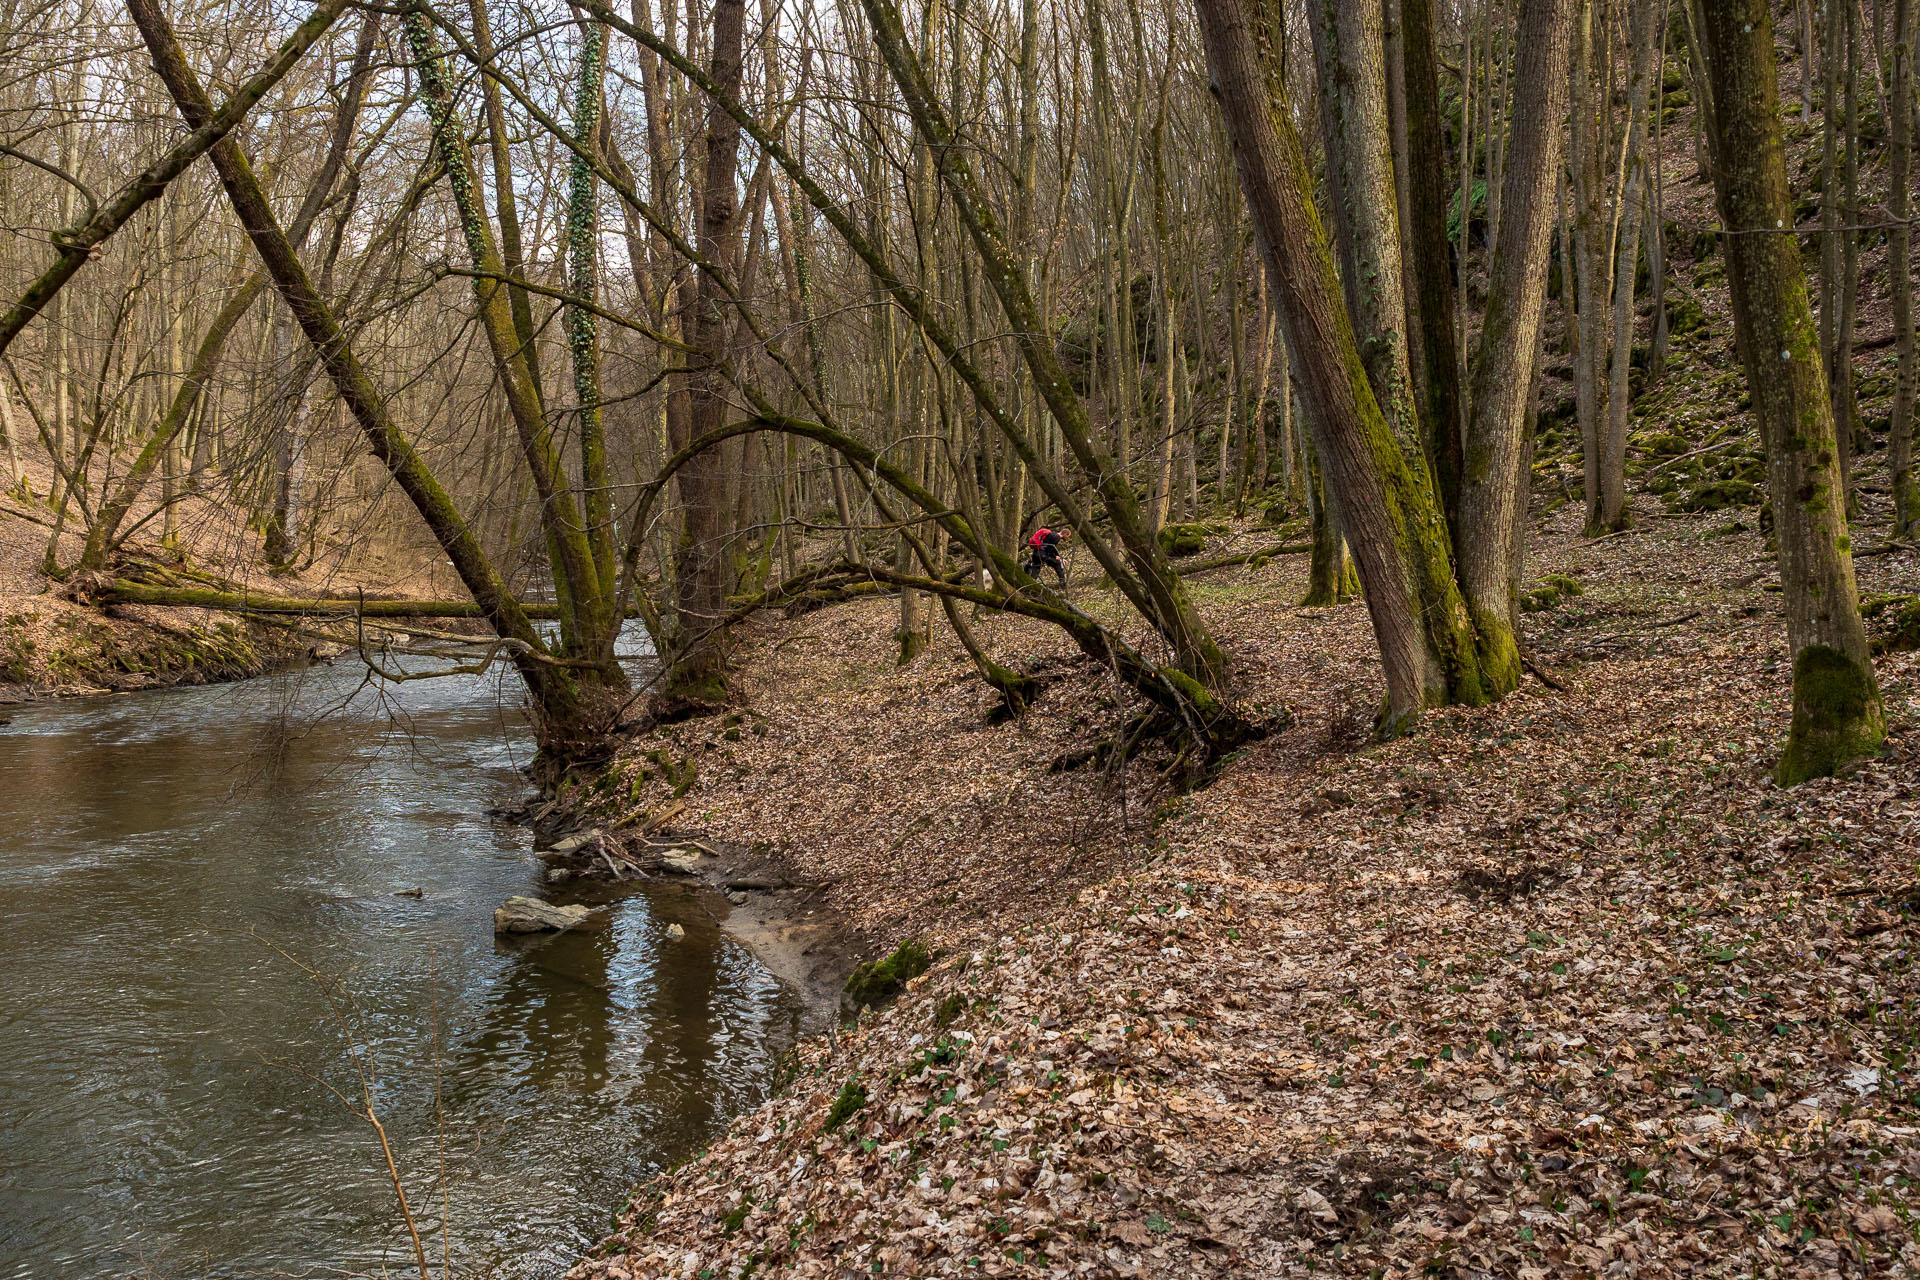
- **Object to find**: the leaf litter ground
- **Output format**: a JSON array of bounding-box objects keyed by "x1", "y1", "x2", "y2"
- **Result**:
[{"x1": 570, "y1": 500, "x2": 1919, "y2": 1279}]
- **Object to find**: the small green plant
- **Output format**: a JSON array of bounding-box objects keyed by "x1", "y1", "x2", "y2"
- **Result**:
[
  {"x1": 824, "y1": 1076, "x2": 866, "y2": 1132},
  {"x1": 844, "y1": 938, "x2": 932, "y2": 1010},
  {"x1": 933, "y1": 992, "x2": 967, "y2": 1028}
]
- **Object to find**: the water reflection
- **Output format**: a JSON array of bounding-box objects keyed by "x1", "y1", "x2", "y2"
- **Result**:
[{"x1": 0, "y1": 656, "x2": 800, "y2": 1278}]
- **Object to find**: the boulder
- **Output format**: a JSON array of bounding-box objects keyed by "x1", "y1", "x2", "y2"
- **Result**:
[
  {"x1": 493, "y1": 896, "x2": 592, "y2": 934},
  {"x1": 656, "y1": 848, "x2": 707, "y2": 876},
  {"x1": 665, "y1": 922, "x2": 686, "y2": 941}
]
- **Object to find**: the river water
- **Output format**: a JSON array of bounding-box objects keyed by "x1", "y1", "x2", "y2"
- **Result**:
[{"x1": 0, "y1": 656, "x2": 803, "y2": 1278}]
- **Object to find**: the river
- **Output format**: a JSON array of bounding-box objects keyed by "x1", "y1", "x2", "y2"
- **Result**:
[{"x1": 0, "y1": 654, "x2": 803, "y2": 1278}]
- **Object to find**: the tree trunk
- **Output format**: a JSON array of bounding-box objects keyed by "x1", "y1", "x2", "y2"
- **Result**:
[
  {"x1": 1400, "y1": 0, "x2": 1466, "y2": 518},
  {"x1": 1455, "y1": 0, "x2": 1574, "y2": 688},
  {"x1": 1597, "y1": 0, "x2": 1660, "y2": 533},
  {"x1": 1892, "y1": 0, "x2": 1917, "y2": 536},
  {"x1": 1194, "y1": 0, "x2": 1496, "y2": 729},
  {"x1": 1569, "y1": 0, "x2": 1612, "y2": 534},
  {"x1": 1833, "y1": 0, "x2": 1863, "y2": 514},
  {"x1": 1696, "y1": 0, "x2": 1886, "y2": 784},
  {"x1": 663, "y1": 0, "x2": 749, "y2": 701}
]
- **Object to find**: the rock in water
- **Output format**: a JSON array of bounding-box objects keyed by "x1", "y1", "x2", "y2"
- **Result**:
[
  {"x1": 665, "y1": 923, "x2": 686, "y2": 941},
  {"x1": 493, "y1": 896, "x2": 592, "y2": 934}
]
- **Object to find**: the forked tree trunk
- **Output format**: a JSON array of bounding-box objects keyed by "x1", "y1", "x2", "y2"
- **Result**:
[
  {"x1": 1695, "y1": 0, "x2": 1885, "y2": 785},
  {"x1": 1194, "y1": 0, "x2": 1495, "y2": 729}
]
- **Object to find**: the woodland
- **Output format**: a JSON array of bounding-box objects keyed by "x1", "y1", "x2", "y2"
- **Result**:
[{"x1": 2, "y1": 0, "x2": 1920, "y2": 1273}]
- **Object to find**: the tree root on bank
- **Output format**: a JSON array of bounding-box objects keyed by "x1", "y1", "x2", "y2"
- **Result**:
[{"x1": 1049, "y1": 702, "x2": 1283, "y2": 788}]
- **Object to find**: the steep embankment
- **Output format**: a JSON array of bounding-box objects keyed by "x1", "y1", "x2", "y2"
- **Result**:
[{"x1": 561, "y1": 501, "x2": 1919, "y2": 1279}]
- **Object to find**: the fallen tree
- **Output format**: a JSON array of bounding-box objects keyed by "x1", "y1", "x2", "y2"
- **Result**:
[{"x1": 91, "y1": 582, "x2": 608, "y2": 621}]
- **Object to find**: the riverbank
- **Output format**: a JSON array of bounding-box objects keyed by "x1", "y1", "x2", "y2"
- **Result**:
[
  {"x1": 0, "y1": 452, "x2": 465, "y2": 701},
  {"x1": 569, "y1": 503, "x2": 1920, "y2": 1279}
]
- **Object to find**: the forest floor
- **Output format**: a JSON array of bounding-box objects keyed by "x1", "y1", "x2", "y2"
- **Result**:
[{"x1": 569, "y1": 500, "x2": 1920, "y2": 1280}]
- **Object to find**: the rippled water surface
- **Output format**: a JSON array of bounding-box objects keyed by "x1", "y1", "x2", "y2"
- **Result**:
[{"x1": 0, "y1": 659, "x2": 801, "y2": 1278}]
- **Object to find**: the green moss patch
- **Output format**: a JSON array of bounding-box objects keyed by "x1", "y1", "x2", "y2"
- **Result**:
[
  {"x1": 1863, "y1": 594, "x2": 1920, "y2": 655},
  {"x1": 1157, "y1": 523, "x2": 1208, "y2": 558},
  {"x1": 845, "y1": 938, "x2": 932, "y2": 1010},
  {"x1": 1520, "y1": 574, "x2": 1585, "y2": 614},
  {"x1": 1679, "y1": 480, "x2": 1762, "y2": 512},
  {"x1": 823, "y1": 1076, "x2": 866, "y2": 1132}
]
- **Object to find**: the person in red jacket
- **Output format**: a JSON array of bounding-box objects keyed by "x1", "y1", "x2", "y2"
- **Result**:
[{"x1": 1024, "y1": 525, "x2": 1071, "y2": 586}]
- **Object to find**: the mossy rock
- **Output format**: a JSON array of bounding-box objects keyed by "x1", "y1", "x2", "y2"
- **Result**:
[
  {"x1": 1637, "y1": 431, "x2": 1690, "y2": 457},
  {"x1": 1680, "y1": 479, "x2": 1761, "y2": 512},
  {"x1": 1689, "y1": 228, "x2": 1719, "y2": 261},
  {"x1": 1260, "y1": 500, "x2": 1294, "y2": 526},
  {"x1": 1666, "y1": 292, "x2": 1708, "y2": 336},
  {"x1": 1864, "y1": 594, "x2": 1920, "y2": 655},
  {"x1": 1157, "y1": 523, "x2": 1208, "y2": 558},
  {"x1": 844, "y1": 938, "x2": 931, "y2": 1010},
  {"x1": 1520, "y1": 573, "x2": 1584, "y2": 614}
]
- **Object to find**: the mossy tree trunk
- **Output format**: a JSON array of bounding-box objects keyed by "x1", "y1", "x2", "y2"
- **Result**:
[
  {"x1": 1301, "y1": 440, "x2": 1357, "y2": 606},
  {"x1": 1455, "y1": 0, "x2": 1574, "y2": 685},
  {"x1": 1398, "y1": 0, "x2": 1467, "y2": 520},
  {"x1": 1304, "y1": 0, "x2": 1420, "y2": 460},
  {"x1": 566, "y1": 17, "x2": 620, "y2": 619},
  {"x1": 1196, "y1": 0, "x2": 1503, "y2": 730},
  {"x1": 1695, "y1": 0, "x2": 1886, "y2": 785},
  {"x1": 129, "y1": 0, "x2": 624, "y2": 764}
]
